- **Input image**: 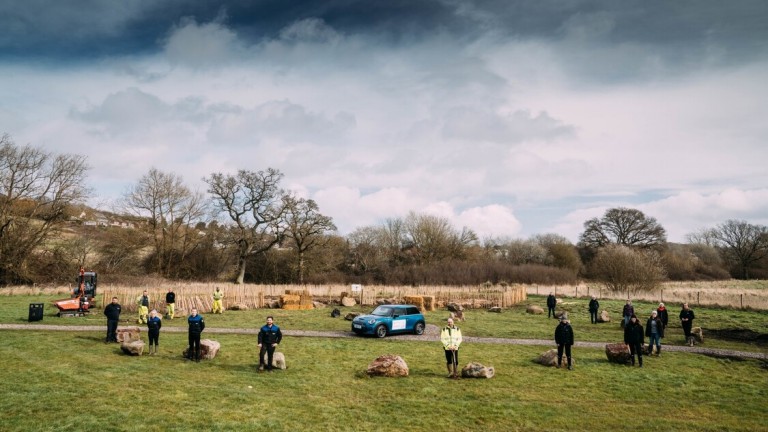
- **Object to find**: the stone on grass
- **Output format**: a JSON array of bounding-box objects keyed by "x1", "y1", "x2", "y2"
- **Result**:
[
  {"x1": 183, "y1": 339, "x2": 221, "y2": 360},
  {"x1": 526, "y1": 305, "x2": 544, "y2": 315},
  {"x1": 605, "y1": 343, "x2": 631, "y2": 364},
  {"x1": 598, "y1": 310, "x2": 611, "y2": 323},
  {"x1": 312, "y1": 301, "x2": 327, "y2": 309},
  {"x1": 461, "y1": 362, "x2": 495, "y2": 378},
  {"x1": 447, "y1": 303, "x2": 464, "y2": 312},
  {"x1": 116, "y1": 327, "x2": 140, "y2": 343},
  {"x1": 121, "y1": 340, "x2": 145, "y2": 356},
  {"x1": 692, "y1": 327, "x2": 704, "y2": 344},
  {"x1": 344, "y1": 312, "x2": 360, "y2": 321},
  {"x1": 272, "y1": 351, "x2": 287, "y2": 369},
  {"x1": 341, "y1": 297, "x2": 357, "y2": 307},
  {"x1": 488, "y1": 307, "x2": 502, "y2": 313},
  {"x1": 536, "y1": 349, "x2": 575, "y2": 367},
  {"x1": 228, "y1": 304, "x2": 249, "y2": 311},
  {"x1": 367, "y1": 354, "x2": 409, "y2": 377}
]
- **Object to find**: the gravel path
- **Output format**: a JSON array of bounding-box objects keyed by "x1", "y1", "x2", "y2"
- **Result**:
[{"x1": 1, "y1": 323, "x2": 765, "y2": 361}]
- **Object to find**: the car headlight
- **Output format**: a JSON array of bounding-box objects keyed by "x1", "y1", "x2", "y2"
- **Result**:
[{"x1": 367, "y1": 319, "x2": 376, "y2": 325}]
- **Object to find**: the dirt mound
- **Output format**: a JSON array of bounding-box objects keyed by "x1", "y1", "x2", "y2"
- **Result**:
[{"x1": 704, "y1": 328, "x2": 768, "y2": 345}]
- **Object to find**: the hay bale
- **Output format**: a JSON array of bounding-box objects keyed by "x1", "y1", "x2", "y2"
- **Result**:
[{"x1": 403, "y1": 295, "x2": 425, "y2": 312}]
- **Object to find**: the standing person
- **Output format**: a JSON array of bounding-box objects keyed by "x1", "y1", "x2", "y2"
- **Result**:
[
  {"x1": 645, "y1": 310, "x2": 664, "y2": 356},
  {"x1": 624, "y1": 314, "x2": 644, "y2": 367},
  {"x1": 554, "y1": 315, "x2": 574, "y2": 370},
  {"x1": 103, "y1": 296, "x2": 121, "y2": 343},
  {"x1": 588, "y1": 296, "x2": 600, "y2": 324},
  {"x1": 136, "y1": 290, "x2": 150, "y2": 324},
  {"x1": 147, "y1": 309, "x2": 162, "y2": 355},
  {"x1": 546, "y1": 292, "x2": 557, "y2": 319},
  {"x1": 680, "y1": 303, "x2": 696, "y2": 346},
  {"x1": 165, "y1": 288, "x2": 176, "y2": 320},
  {"x1": 212, "y1": 287, "x2": 224, "y2": 314},
  {"x1": 656, "y1": 302, "x2": 669, "y2": 329},
  {"x1": 440, "y1": 317, "x2": 463, "y2": 378},
  {"x1": 258, "y1": 316, "x2": 282, "y2": 372},
  {"x1": 187, "y1": 308, "x2": 205, "y2": 362},
  {"x1": 622, "y1": 300, "x2": 635, "y2": 328}
]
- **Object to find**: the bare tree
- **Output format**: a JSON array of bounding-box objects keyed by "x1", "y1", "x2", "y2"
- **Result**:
[
  {"x1": 579, "y1": 207, "x2": 667, "y2": 250},
  {"x1": 589, "y1": 244, "x2": 666, "y2": 296},
  {"x1": 121, "y1": 168, "x2": 207, "y2": 277},
  {"x1": 282, "y1": 196, "x2": 336, "y2": 283},
  {"x1": 710, "y1": 219, "x2": 768, "y2": 279},
  {"x1": 204, "y1": 168, "x2": 287, "y2": 284},
  {"x1": 0, "y1": 134, "x2": 89, "y2": 283},
  {"x1": 403, "y1": 212, "x2": 478, "y2": 265}
]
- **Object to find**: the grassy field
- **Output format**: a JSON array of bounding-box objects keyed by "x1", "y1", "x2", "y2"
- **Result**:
[{"x1": 0, "y1": 329, "x2": 766, "y2": 432}]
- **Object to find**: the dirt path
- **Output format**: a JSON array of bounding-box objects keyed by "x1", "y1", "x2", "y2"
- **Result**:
[{"x1": 1, "y1": 323, "x2": 765, "y2": 361}]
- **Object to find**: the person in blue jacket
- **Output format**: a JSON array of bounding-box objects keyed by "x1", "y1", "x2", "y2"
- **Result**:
[
  {"x1": 147, "y1": 309, "x2": 162, "y2": 355},
  {"x1": 258, "y1": 316, "x2": 283, "y2": 372},
  {"x1": 187, "y1": 308, "x2": 205, "y2": 362}
]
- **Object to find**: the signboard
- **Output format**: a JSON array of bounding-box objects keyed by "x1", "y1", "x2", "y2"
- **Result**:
[
  {"x1": 351, "y1": 284, "x2": 362, "y2": 293},
  {"x1": 391, "y1": 319, "x2": 406, "y2": 330}
]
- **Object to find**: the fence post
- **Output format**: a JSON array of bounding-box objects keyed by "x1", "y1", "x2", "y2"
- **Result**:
[
  {"x1": 697, "y1": 291, "x2": 700, "y2": 306},
  {"x1": 575, "y1": 286, "x2": 578, "y2": 298},
  {"x1": 740, "y1": 293, "x2": 744, "y2": 309},
  {"x1": 661, "y1": 289, "x2": 663, "y2": 303}
]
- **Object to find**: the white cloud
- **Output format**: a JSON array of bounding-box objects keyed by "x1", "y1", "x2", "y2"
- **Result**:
[{"x1": 162, "y1": 17, "x2": 243, "y2": 68}]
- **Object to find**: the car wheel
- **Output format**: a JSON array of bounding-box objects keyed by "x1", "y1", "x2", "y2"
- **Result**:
[
  {"x1": 375, "y1": 324, "x2": 387, "y2": 338},
  {"x1": 414, "y1": 322, "x2": 425, "y2": 335}
]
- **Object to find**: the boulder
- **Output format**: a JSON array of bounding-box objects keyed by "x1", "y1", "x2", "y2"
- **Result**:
[
  {"x1": 536, "y1": 349, "x2": 575, "y2": 367},
  {"x1": 488, "y1": 307, "x2": 502, "y2": 313},
  {"x1": 183, "y1": 339, "x2": 221, "y2": 360},
  {"x1": 598, "y1": 310, "x2": 611, "y2": 323},
  {"x1": 272, "y1": 351, "x2": 287, "y2": 369},
  {"x1": 120, "y1": 340, "x2": 145, "y2": 356},
  {"x1": 555, "y1": 311, "x2": 568, "y2": 320},
  {"x1": 341, "y1": 296, "x2": 357, "y2": 307},
  {"x1": 344, "y1": 312, "x2": 360, "y2": 321},
  {"x1": 366, "y1": 354, "x2": 409, "y2": 377},
  {"x1": 605, "y1": 343, "x2": 631, "y2": 364},
  {"x1": 447, "y1": 303, "x2": 464, "y2": 312},
  {"x1": 450, "y1": 310, "x2": 466, "y2": 322},
  {"x1": 312, "y1": 301, "x2": 326, "y2": 309},
  {"x1": 461, "y1": 362, "x2": 495, "y2": 378},
  {"x1": 228, "y1": 304, "x2": 249, "y2": 311},
  {"x1": 116, "y1": 327, "x2": 141, "y2": 343},
  {"x1": 556, "y1": 298, "x2": 563, "y2": 304},
  {"x1": 526, "y1": 305, "x2": 544, "y2": 315},
  {"x1": 692, "y1": 327, "x2": 704, "y2": 344}
]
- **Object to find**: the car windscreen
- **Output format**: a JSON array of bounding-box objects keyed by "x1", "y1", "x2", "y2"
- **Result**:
[{"x1": 371, "y1": 306, "x2": 394, "y2": 317}]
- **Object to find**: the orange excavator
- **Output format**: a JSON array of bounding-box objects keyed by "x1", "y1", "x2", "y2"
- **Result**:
[{"x1": 53, "y1": 267, "x2": 97, "y2": 317}]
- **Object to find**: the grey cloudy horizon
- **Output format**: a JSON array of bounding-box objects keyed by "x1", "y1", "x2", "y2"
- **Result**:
[{"x1": 1, "y1": 0, "x2": 767, "y2": 242}]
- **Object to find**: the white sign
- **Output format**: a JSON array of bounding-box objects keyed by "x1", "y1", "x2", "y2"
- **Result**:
[
  {"x1": 351, "y1": 284, "x2": 362, "y2": 293},
  {"x1": 391, "y1": 319, "x2": 406, "y2": 330}
]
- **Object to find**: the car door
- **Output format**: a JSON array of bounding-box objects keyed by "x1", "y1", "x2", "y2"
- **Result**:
[{"x1": 390, "y1": 307, "x2": 408, "y2": 333}]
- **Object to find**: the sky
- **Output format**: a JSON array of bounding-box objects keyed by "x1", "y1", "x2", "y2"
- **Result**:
[{"x1": 1, "y1": 0, "x2": 767, "y2": 243}]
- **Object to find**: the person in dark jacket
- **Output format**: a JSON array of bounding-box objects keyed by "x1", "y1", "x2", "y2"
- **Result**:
[
  {"x1": 187, "y1": 308, "x2": 205, "y2": 362},
  {"x1": 656, "y1": 302, "x2": 669, "y2": 329},
  {"x1": 622, "y1": 300, "x2": 635, "y2": 328},
  {"x1": 645, "y1": 310, "x2": 664, "y2": 356},
  {"x1": 258, "y1": 316, "x2": 283, "y2": 371},
  {"x1": 165, "y1": 288, "x2": 176, "y2": 320},
  {"x1": 624, "y1": 314, "x2": 644, "y2": 367},
  {"x1": 588, "y1": 296, "x2": 600, "y2": 324},
  {"x1": 680, "y1": 303, "x2": 696, "y2": 346},
  {"x1": 103, "y1": 296, "x2": 121, "y2": 343},
  {"x1": 546, "y1": 293, "x2": 557, "y2": 318},
  {"x1": 554, "y1": 315, "x2": 574, "y2": 370},
  {"x1": 147, "y1": 309, "x2": 162, "y2": 355}
]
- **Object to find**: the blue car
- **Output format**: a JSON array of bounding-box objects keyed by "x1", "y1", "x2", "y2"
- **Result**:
[{"x1": 352, "y1": 305, "x2": 426, "y2": 338}]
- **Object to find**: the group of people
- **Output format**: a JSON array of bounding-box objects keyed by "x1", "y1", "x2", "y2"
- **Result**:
[
  {"x1": 546, "y1": 293, "x2": 697, "y2": 369},
  {"x1": 102, "y1": 292, "x2": 281, "y2": 369},
  {"x1": 131, "y1": 287, "x2": 225, "y2": 324}
]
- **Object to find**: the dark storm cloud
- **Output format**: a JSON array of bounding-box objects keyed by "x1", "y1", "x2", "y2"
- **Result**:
[{"x1": 2, "y1": 0, "x2": 766, "y2": 68}]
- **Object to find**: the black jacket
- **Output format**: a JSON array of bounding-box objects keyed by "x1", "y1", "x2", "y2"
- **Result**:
[
  {"x1": 589, "y1": 299, "x2": 600, "y2": 312},
  {"x1": 657, "y1": 307, "x2": 669, "y2": 327},
  {"x1": 188, "y1": 314, "x2": 205, "y2": 334},
  {"x1": 104, "y1": 303, "x2": 121, "y2": 320},
  {"x1": 622, "y1": 304, "x2": 634, "y2": 317},
  {"x1": 554, "y1": 322, "x2": 574, "y2": 345},
  {"x1": 258, "y1": 324, "x2": 283, "y2": 345},
  {"x1": 166, "y1": 292, "x2": 175, "y2": 304},
  {"x1": 624, "y1": 321, "x2": 644, "y2": 345},
  {"x1": 547, "y1": 295, "x2": 556, "y2": 308},
  {"x1": 645, "y1": 317, "x2": 665, "y2": 338},
  {"x1": 680, "y1": 309, "x2": 695, "y2": 324}
]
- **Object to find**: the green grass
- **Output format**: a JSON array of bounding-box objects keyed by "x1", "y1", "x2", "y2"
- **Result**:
[
  {"x1": 0, "y1": 330, "x2": 766, "y2": 432},
  {"x1": 4, "y1": 294, "x2": 766, "y2": 352}
]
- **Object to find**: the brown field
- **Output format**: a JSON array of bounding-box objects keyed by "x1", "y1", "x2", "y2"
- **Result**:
[{"x1": 2, "y1": 279, "x2": 767, "y2": 311}]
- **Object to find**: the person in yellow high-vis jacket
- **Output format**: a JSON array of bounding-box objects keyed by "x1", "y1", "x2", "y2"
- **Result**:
[
  {"x1": 212, "y1": 287, "x2": 224, "y2": 314},
  {"x1": 440, "y1": 318, "x2": 462, "y2": 379},
  {"x1": 165, "y1": 287, "x2": 175, "y2": 319},
  {"x1": 136, "y1": 290, "x2": 150, "y2": 324}
]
